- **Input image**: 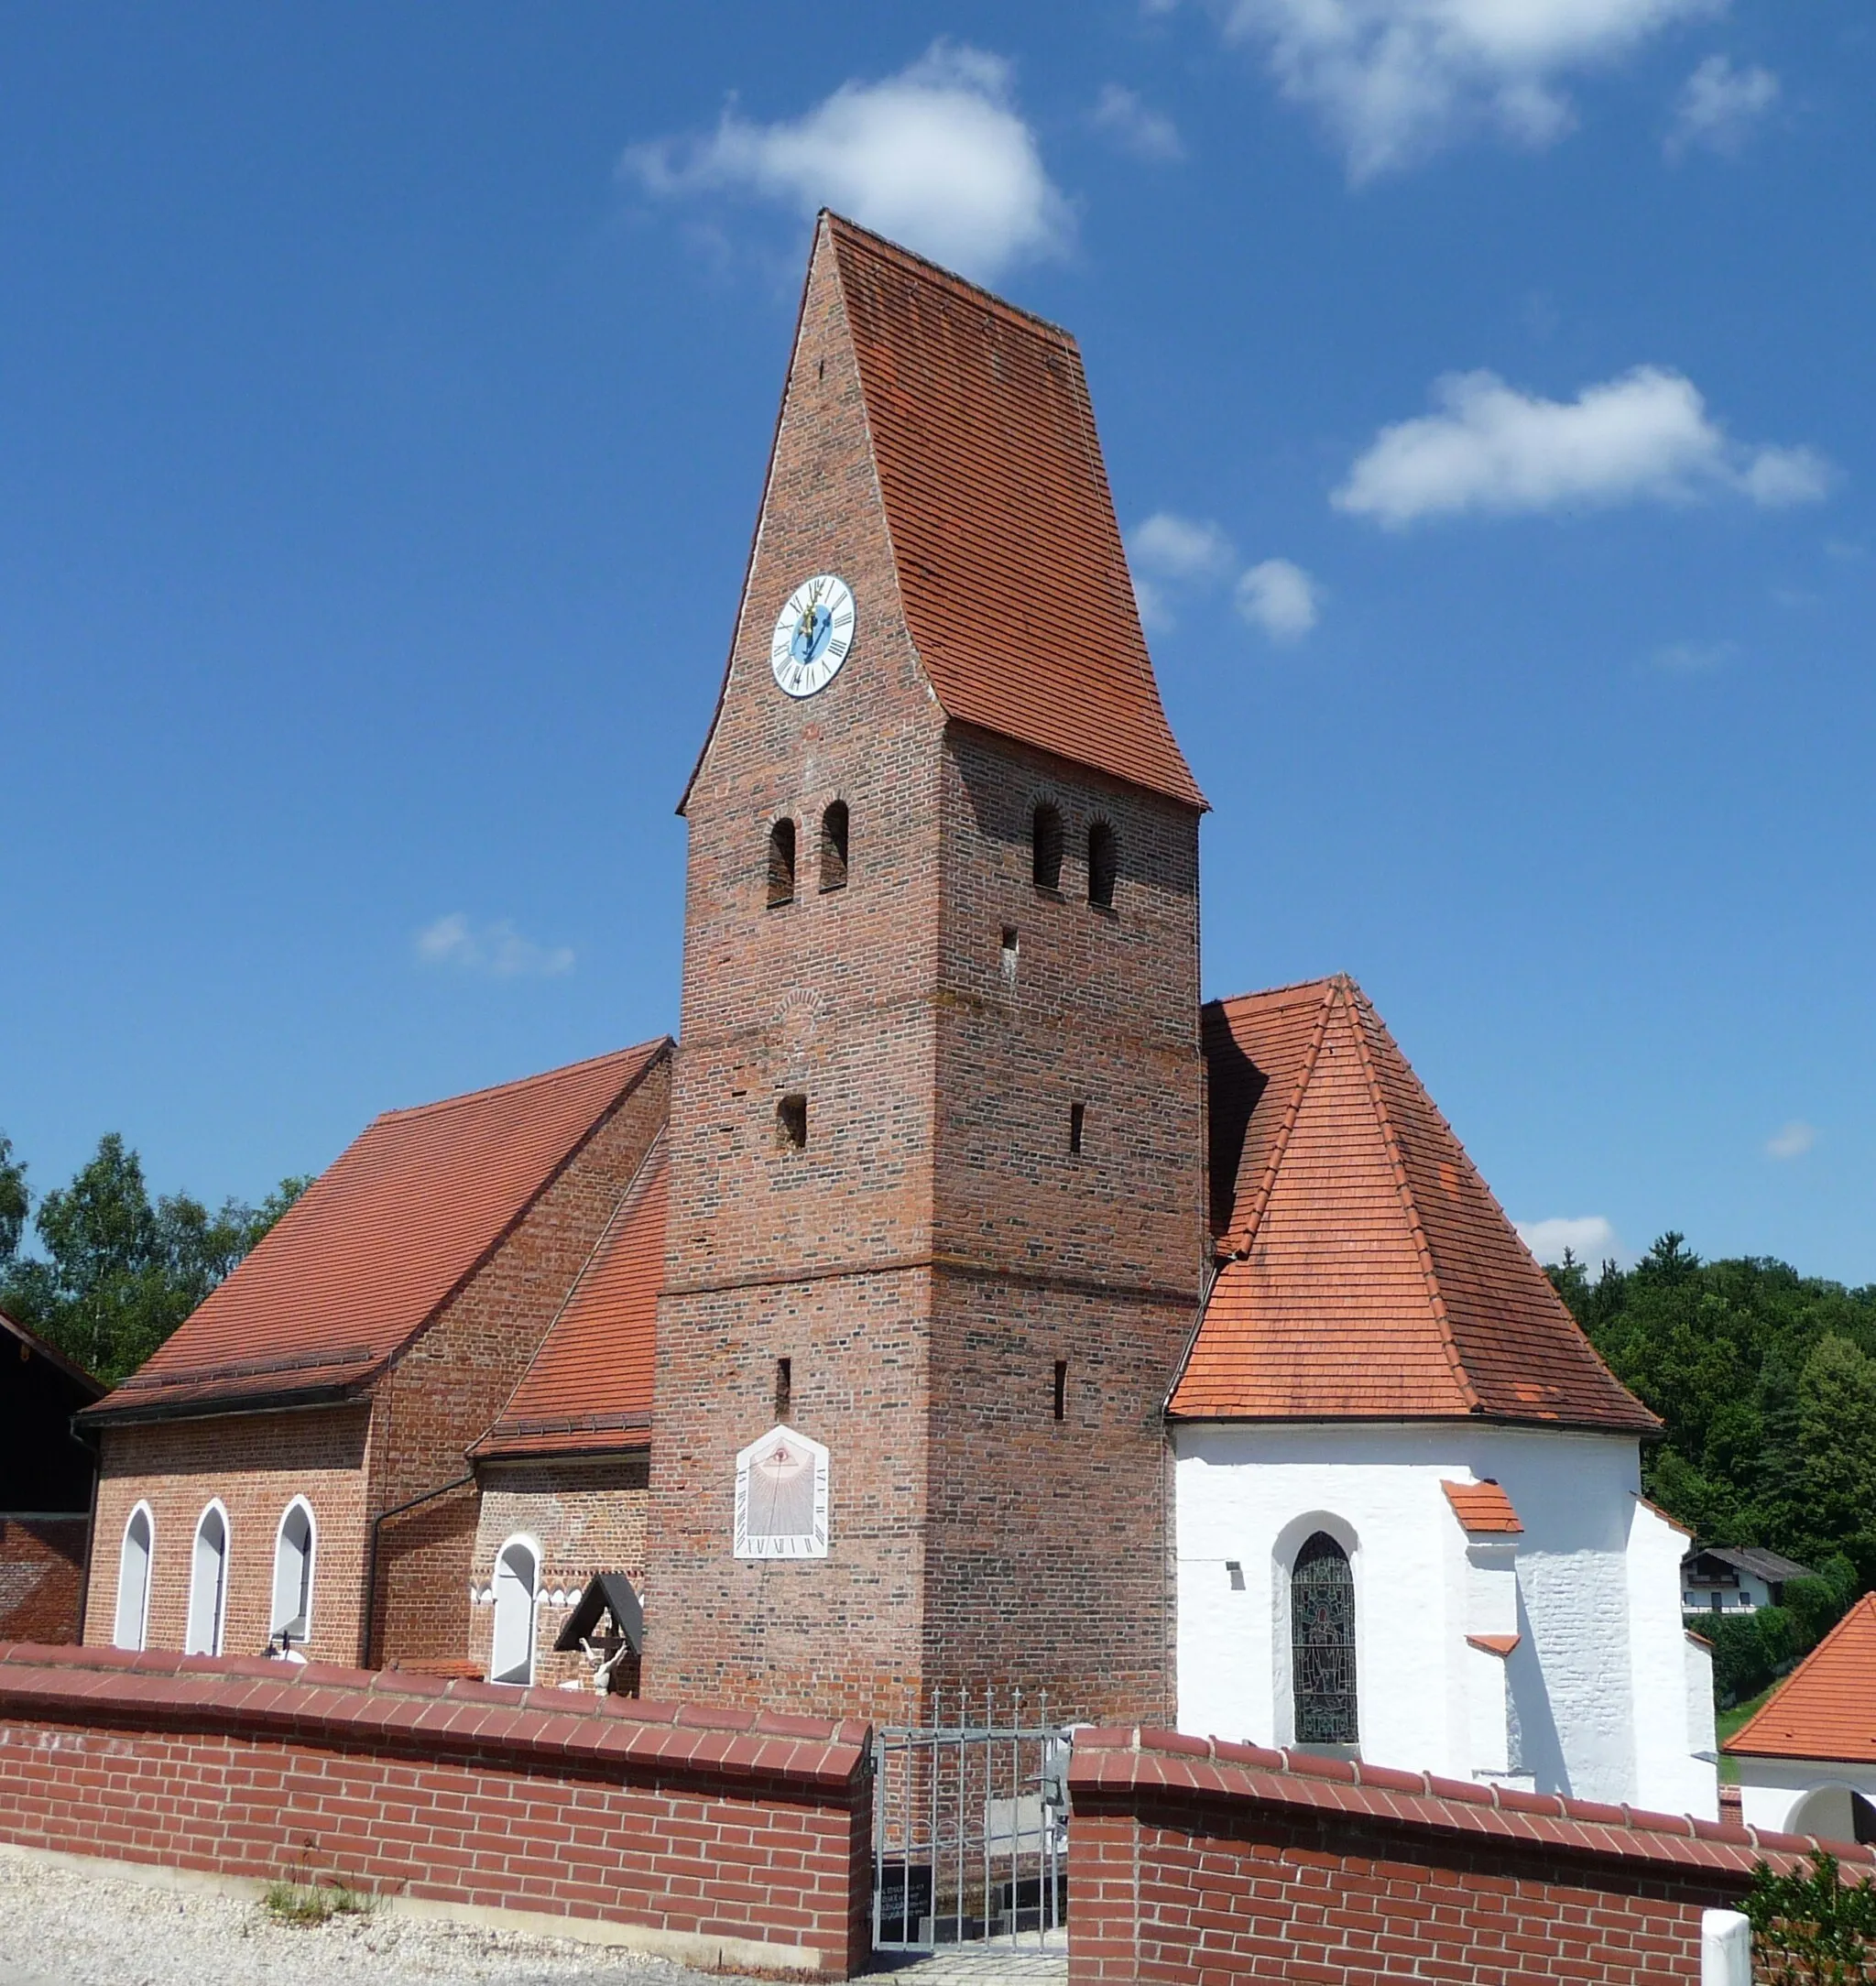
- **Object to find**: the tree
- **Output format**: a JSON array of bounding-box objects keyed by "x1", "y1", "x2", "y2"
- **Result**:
[
  {"x1": 0, "y1": 1132, "x2": 308, "y2": 1385},
  {"x1": 1799, "y1": 1336, "x2": 1876, "y2": 1544},
  {"x1": 0, "y1": 1135, "x2": 26, "y2": 1270}
]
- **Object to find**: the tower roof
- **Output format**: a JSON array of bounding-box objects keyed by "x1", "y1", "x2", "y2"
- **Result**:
[
  {"x1": 1727, "y1": 1595, "x2": 1876, "y2": 1763},
  {"x1": 1175, "y1": 977, "x2": 1656, "y2": 1434}
]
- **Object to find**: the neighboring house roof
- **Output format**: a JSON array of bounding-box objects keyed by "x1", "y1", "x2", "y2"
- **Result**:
[
  {"x1": 685, "y1": 213, "x2": 1203, "y2": 813},
  {"x1": 1442, "y1": 1479, "x2": 1524, "y2": 1534},
  {"x1": 1728, "y1": 1595, "x2": 1876, "y2": 1763},
  {"x1": 1685, "y1": 1545, "x2": 1816, "y2": 1585},
  {"x1": 0, "y1": 1308, "x2": 104, "y2": 1400},
  {"x1": 1172, "y1": 977, "x2": 1657, "y2": 1434},
  {"x1": 474, "y1": 1132, "x2": 667, "y2": 1459},
  {"x1": 84, "y1": 1041, "x2": 670, "y2": 1424}
]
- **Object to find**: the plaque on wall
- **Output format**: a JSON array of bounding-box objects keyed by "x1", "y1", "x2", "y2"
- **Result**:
[{"x1": 734, "y1": 1425, "x2": 830, "y2": 1560}]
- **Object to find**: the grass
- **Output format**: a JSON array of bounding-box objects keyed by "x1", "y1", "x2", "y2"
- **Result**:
[
  {"x1": 1716, "y1": 1683, "x2": 1781, "y2": 1784},
  {"x1": 262, "y1": 1881, "x2": 374, "y2": 1926}
]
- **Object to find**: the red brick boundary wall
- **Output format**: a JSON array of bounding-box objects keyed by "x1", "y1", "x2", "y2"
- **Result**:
[
  {"x1": 1068, "y1": 1727, "x2": 1876, "y2": 1984},
  {"x1": 0, "y1": 1642, "x2": 872, "y2": 1977}
]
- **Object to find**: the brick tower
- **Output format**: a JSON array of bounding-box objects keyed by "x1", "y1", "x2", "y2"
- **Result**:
[{"x1": 643, "y1": 213, "x2": 1205, "y2": 1726}]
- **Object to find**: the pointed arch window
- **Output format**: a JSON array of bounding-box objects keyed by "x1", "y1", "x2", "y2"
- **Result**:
[
  {"x1": 1291, "y1": 1531, "x2": 1357, "y2": 1743},
  {"x1": 491, "y1": 1535, "x2": 539, "y2": 1686},
  {"x1": 768, "y1": 818, "x2": 797, "y2": 907},
  {"x1": 1031, "y1": 804, "x2": 1063, "y2": 891},
  {"x1": 113, "y1": 1503, "x2": 153, "y2": 1652},
  {"x1": 185, "y1": 1501, "x2": 229, "y2": 1657},
  {"x1": 819, "y1": 801, "x2": 849, "y2": 891},
  {"x1": 1087, "y1": 821, "x2": 1118, "y2": 910},
  {"x1": 270, "y1": 1499, "x2": 316, "y2": 1648}
]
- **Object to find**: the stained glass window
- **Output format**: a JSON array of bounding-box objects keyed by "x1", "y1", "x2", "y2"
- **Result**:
[{"x1": 1292, "y1": 1531, "x2": 1358, "y2": 1744}]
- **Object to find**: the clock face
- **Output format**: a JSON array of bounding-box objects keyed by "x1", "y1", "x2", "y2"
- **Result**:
[{"x1": 769, "y1": 573, "x2": 856, "y2": 699}]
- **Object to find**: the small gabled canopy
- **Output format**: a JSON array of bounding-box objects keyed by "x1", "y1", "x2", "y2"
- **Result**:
[
  {"x1": 1174, "y1": 976, "x2": 1657, "y2": 1435},
  {"x1": 86, "y1": 1040, "x2": 670, "y2": 1424},
  {"x1": 554, "y1": 1572, "x2": 644, "y2": 1657},
  {"x1": 1442, "y1": 1479, "x2": 1523, "y2": 1535},
  {"x1": 1728, "y1": 1595, "x2": 1876, "y2": 1763}
]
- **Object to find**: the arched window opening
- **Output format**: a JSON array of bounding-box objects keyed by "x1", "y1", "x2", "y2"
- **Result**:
[
  {"x1": 768, "y1": 819, "x2": 797, "y2": 907},
  {"x1": 1087, "y1": 821, "x2": 1118, "y2": 910},
  {"x1": 185, "y1": 1502, "x2": 229, "y2": 1657},
  {"x1": 270, "y1": 1500, "x2": 316, "y2": 1649},
  {"x1": 491, "y1": 1536, "x2": 539, "y2": 1686},
  {"x1": 1031, "y1": 804, "x2": 1063, "y2": 891},
  {"x1": 1291, "y1": 1532, "x2": 1357, "y2": 1744},
  {"x1": 113, "y1": 1504, "x2": 152, "y2": 1652},
  {"x1": 819, "y1": 802, "x2": 849, "y2": 892}
]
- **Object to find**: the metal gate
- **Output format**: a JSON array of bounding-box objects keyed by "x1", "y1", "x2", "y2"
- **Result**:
[{"x1": 872, "y1": 1689, "x2": 1069, "y2": 1953}]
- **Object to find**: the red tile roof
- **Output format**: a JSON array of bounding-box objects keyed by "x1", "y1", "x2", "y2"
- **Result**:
[
  {"x1": 86, "y1": 1042, "x2": 670, "y2": 1422},
  {"x1": 1727, "y1": 1596, "x2": 1876, "y2": 1763},
  {"x1": 1173, "y1": 977, "x2": 1657, "y2": 1434},
  {"x1": 1443, "y1": 1479, "x2": 1524, "y2": 1534},
  {"x1": 474, "y1": 1132, "x2": 666, "y2": 1458}
]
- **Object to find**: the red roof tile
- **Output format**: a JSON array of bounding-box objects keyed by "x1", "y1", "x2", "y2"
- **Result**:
[
  {"x1": 1173, "y1": 977, "x2": 1656, "y2": 1434},
  {"x1": 474, "y1": 1132, "x2": 667, "y2": 1458},
  {"x1": 1443, "y1": 1479, "x2": 1524, "y2": 1534},
  {"x1": 86, "y1": 1042, "x2": 670, "y2": 1422},
  {"x1": 1727, "y1": 1596, "x2": 1876, "y2": 1763}
]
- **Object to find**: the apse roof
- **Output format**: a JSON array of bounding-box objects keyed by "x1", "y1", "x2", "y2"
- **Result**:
[
  {"x1": 85, "y1": 1041, "x2": 669, "y2": 1424},
  {"x1": 1727, "y1": 1595, "x2": 1876, "y2": 1762},
  {"x1": 1174, "y1": 977, "x2": 1658, "y2": 1435},
  {"x1": 474, "y1": 1131, "x2": 666, "y2": 1459}
]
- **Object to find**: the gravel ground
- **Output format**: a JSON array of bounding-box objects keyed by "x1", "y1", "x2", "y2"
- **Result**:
[{"x1": 0, "y1": 1850, "x2": 730, "y2": 1986}]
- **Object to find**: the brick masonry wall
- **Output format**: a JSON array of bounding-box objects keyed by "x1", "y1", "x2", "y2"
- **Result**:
[
  {"x1": 0, "y1": 1642, "x2": 873, "y2": 1978},
  {"x1": 1067, "y1": 1727, "x2": 1876, "y2": 1984},
  {"x1": 0, "y1": 1520, "x2": 90, "y2": 1643}
]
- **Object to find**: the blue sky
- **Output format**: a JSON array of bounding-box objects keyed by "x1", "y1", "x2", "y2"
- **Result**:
[{"x1": 2, "y1": 4, "x2": 1870, "y2": 1281}]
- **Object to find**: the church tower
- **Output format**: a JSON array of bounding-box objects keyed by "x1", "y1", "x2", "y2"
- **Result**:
[{"x1": 644, "y1": 214, "x2": 1205, "y2": 1725}]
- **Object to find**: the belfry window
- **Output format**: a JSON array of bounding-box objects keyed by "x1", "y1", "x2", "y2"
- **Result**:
[
  {"x1": 820, "y1": 802, "x2": 849, "y2": 891},
  {"x1": 768, "y1": 818, "x2": 797, "y2": 907},
  {"x1": 1291, "y1": 1532, "x2": 1358, "y2": 1744},
  {"x1": 186, "y1": 1501, "x2": 229, "y2": 1657},
  {"x1": 114, "y1": 1504, "x2": 153, "y2": 1652},
  {"x1": 1087, "y1": 822, "x2": 1118, "y2": 910},
  {"x1": 1031, "y1": 804, "x2": 1063, "y2": 891},
  {"x1": 778, "y1": 1094, "x2": 808, "y2": 1151}
]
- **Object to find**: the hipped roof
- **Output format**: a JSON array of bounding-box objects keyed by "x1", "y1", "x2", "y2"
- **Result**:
[
  {"x1": 86, "y1": 1041, "x2": 669, "y2": 1423},
  {"x1": 1174, "y1": 977, "x2": 1657, "y2": 1435},
  {"x1": 1728, "y1": 1595, "x2": 1876, "y2": 1763}
]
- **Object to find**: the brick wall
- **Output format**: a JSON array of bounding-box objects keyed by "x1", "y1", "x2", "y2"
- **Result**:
[
  {"x1": 1067, "y1": 1726, "x2": 1874, "y2": 1984},
  {"x1": 0, "y1": 1520, "x2": 89, "y2": 1643},
  {"x1": 0, "y1": 1642, "x2": 872, "y2": 1977}
]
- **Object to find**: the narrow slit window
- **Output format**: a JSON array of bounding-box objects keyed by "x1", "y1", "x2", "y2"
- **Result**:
[
  {"x1": 1031, "y1": 804, "x2": 1063, "y2": 891},
  {"x1": 778, "y1": 1093, "x2": 808, "y2": 1151},
  {"x1": 1087, "y1": 822, "x2": 1118, "y2": 910},
  {"x1": 820, "y1": 802, "x2": 849, "y2": 891},
  {"x1": 1000, "y1": 926, "x2": 1019, "y2": 981},
  {"x1": 768, "y1": 818, "x2": 797, "y2": 907},
  {"x1": 775, "y1": 1357, "x2": 793, "y2": 1423},
  {"x1": 1069, "y1": 1101, "x2": 1086, "y2": 1154},
  {"x1": 1053, "y1": 1360, "x2": 1067, "y2": 1423}
]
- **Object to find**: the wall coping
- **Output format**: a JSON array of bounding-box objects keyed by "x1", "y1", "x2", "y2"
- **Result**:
[
  {"x1": 0, "y1": 1642, "x2": 868, "y2": 1793},
  {"x1": 1068, "y1": 1726, "x2": 1876, "y2": 1876}
]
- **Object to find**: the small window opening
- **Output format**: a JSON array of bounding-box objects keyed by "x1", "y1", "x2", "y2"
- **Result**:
[
  {"x1": 999, "y1": 926, "x2": 1019, "y2": 981},
  {"x1": 1069, "y1": 1102, "x2": 1086, "y2": 1155},
  {"x1": 1031, "y1": 804, "x2": 1063, "y2": 891},
  {"x1": 1088, "y1": 822, "x2": 1118, "y2": 910},
  {"x1": 768, "y1": 818, "x2": 797, "y2": 907},
  {"x1": 775, "y1": 1357, "x2": 793, "y2": 1423},
  {"x1": 778, "y1": 1094, "x2": 808, "y2": 1151},
  {"x1": 820, "y1": 801, "x2": 849, "y2": 891},
  {"x1": 1227, "y1": 1561, "x2": 1246, "y2": 1590},
  {"x1": 1053, "y1": 1360, "x2": 1067, "y2": 1423}
]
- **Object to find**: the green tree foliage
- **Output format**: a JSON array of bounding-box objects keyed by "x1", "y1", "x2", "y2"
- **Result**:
[
  {"x1": 1746, "y1": 1851, "x2": 1876, "y2": 1986},
  {"x1": 0, "y1": 1130, "x2": 308, "y2": 1386}
]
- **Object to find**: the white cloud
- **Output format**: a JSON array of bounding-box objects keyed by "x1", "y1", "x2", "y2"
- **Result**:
[
  {"x1": 1129, "y1": 511, "x2": 1236, "y2": 582},
  {"x1": 1222, "y1": 0, "x2": 1720, "y2": 180},
  {"x1": 1236, "y1": 558, "x2": 1322, "y2": 639},
  {"x1": 1516, "y1": 1214, "x2": 1620, "y2": 1266},
  {"x1": 1667, "y1": 53, "x2": 1778, "y2": 159},
  {"x1": 1090, "y1": 83, "x2": 1185, "y2": 161},
  {"x1": 1652, "y1": 638, "x2": 1738, "y2": 671},
  {"x1": 622, "y1": 42, "x2": 1070, "y2": 282},
  {"x1": 415, "y1": 913, "x2": 575, "y2": 979},
  {"x1": 1766, "y1": 1120, "x2": 1816, "y2": 1161},
  {"x1": 1334, "y1": 366, "x2": 1833, "y2": 527}
]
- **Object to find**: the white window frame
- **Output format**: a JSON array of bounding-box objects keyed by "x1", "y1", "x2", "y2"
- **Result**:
[
  {"x1": 185, "y1": 1499, "x2": 231, "y2": 1657},
  {"x1": 113, "y1": 1502, "x2": 154, "y2": 1652},
  {"x1": 269, "y1": 1497, "x2": 317, "y2": 1648},
  {"x1": 489, "y1": 1533, "x2": 540, "y2": 1686}
]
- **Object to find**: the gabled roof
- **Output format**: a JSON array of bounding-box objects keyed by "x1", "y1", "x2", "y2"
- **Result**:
[
  {"x1": 1173, "y1": 977, "x2": 1657, "y2": 1434},
  {"x1": 0, "y1": 1307, "x2": 104, "y2": 1399},
  {"x1": 86, "y1": 1041, "x2": 670, "y2": 1424},
  {"x1": 474, "y1": 1131, "x2": 666, "y2": 1459},
  {"x1": 1728, "y1": 1595, "x2": 1876, "y2": 1762},
  {"x1": 1685, "y1": 1544, "x2": 1816, "y2": 1584},
  {"x1": 1443, "y1": 1479, "x2": 1523, "y2": 1534}
]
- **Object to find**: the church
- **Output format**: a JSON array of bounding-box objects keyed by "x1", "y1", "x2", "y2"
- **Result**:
[{"x1": 76, "y1": 213, "x2": 1717, "y2": 1819}]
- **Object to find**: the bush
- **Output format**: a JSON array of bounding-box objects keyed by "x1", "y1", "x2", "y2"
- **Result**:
[
  {"x1": 1707, "y1": 1610, "x2": 1794, "y2": 1707},
  {"x1": 1745, "y1": 1851, "x2": 1876, "y2": 1986}
]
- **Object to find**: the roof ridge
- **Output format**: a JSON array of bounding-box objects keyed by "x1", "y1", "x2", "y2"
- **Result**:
[
  {"x1": 375, "y1": 1039, "x2": 667, "y2": 1126},
  {"x1": 1727, "y1": 1593, "x2": 1876, "y2": 1756},
  {"x1": 822, "y1": 210, "x2": 1076, "y2": 349},
  {"x1": 1219, "y1": 978, "x2": 1338, "y2": 1258},
  {"x1": 1207, "y1": 975, "x2": 1343, "y2": 1010},
  {"x1": 1340, "y1": 980, "x2": 1482, "y2": 1415}
]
